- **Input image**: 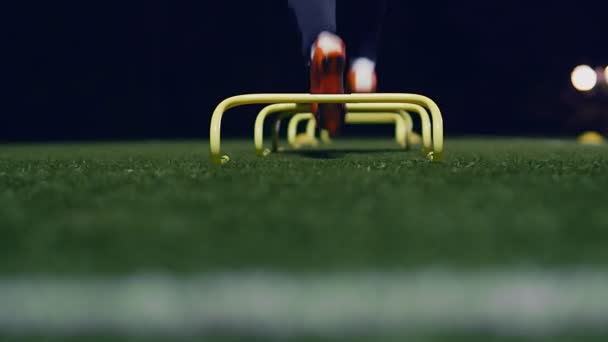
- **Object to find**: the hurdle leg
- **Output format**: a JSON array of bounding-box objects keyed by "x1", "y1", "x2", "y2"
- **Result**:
[
  {"x1": 271, "y1": 112, "x2": 298, "y2": 152},
  {"x1": 347, "y1": 104, "x2": 433, "y2": 156},
  {"x1": 254, "y1": 103, "x2": 309, "y2": 157},
  {"x1": 306, "y1": 117, "x2": 316, "y2": 140},
  {"x1": 400, "y1": 106, "x2": 433, "y2": 156},
  {"x1": 401, "y1": 111, "x2": 414, "y2": 138},
  {"x1": 397, "y1": 111, "x2": 413, "y2": 150},
  {"x1": 303, "y1": 120, "x2": 333, "y2": 145},
  {"x1": 287, "y1": 113, "x2": 316, "y2": 148},
  {"x1": 345, "y1": 113, "x2": 408, "y2": 149}
]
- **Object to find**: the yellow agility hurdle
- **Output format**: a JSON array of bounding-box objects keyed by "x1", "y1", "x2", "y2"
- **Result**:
[
  {"x1": 255, "y1": 103, "x2": 433, "y2": 157},
  {"x1": 349, "y1": 103, "x2": 432, "y2": 153},
  {"x1": 211, "y1": 93, "x2": 444, "y2": 164},
  {"x1": 286, "y1": 112, "x2": 409, "y2": 149},
  {"x1": 285, "y1": 109, "x2": 417, "y2": 149},
  {"x1": 294, "y1": 110, "x2": 416, "y2": 146},
  {"x1": 287, "y1": 112, "x2": 411, "y2": 145}
]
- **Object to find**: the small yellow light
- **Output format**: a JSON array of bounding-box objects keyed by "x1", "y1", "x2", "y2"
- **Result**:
[{"x1": 571, "y1": 65, "x2": 597, "y2": 91}]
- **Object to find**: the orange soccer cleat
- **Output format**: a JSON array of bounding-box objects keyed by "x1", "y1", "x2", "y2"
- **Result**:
[
  {"x1": 348, "y1": 57, "x2": 377, "y2": 93},
  {"x1": 310, "y1": 32, "x2": 347, "y2": 137}
]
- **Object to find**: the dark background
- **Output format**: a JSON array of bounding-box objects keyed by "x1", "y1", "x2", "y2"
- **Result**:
[{"x1": 2, "y1": 0, "x2": 607, "y2": 141}]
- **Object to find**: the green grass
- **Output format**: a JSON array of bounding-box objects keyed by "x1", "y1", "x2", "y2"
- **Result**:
[
  {"x1": 1, "y1": 138, "x2": 608, "y2": 341},
  {"x1": 3, "y1": 336, "x2": 608, "y2": 342},
  {"x1": 1, "y1": 138, "x2": 607, "y2": 274}
]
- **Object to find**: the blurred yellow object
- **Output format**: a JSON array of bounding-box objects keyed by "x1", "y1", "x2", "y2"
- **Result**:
[
  {"x1": 578, "y1": 131, "x2": 605, "y2": 145},
  {"x1": 293, "y1": 133, "x2": 319, "y2": 148},
  {"x1": 408, "y1": 132, "x2": 422, "y2": 145}
]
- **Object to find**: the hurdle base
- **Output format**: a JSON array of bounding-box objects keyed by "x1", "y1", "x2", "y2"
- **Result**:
[
  {"x1": 426, "y1": 151, "x2": 443, "y2": 162},
  {"x1": 293, "y1": 134, "x2": 319, "y2": 149},
  {"x1": 211, "y1": 154, "x2": 231, "y2": 165},
  {"x1": 256, "y1": 148, "x2": 272, "y2": 158}
]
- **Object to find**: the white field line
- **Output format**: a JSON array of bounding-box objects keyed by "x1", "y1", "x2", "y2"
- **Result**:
[{"x1": 0, "y1": 270, "x2": 607, "y2": 336}]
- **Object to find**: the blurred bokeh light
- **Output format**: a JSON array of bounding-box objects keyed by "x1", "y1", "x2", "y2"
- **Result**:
[{"x1": 571, "y1": 65, "x2": 597, "y2": 91}]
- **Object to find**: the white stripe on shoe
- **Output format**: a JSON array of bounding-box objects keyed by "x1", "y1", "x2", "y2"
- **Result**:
[
  {"x1": 311, "y1": 31, "x2": 345, "y2": 60},
  {"x1": 351, "y1": 57, "x2": 376, "y2": 92}
]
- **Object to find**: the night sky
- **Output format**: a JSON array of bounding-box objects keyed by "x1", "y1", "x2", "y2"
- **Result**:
[{"x1": 3, "y1": 0, "x2": 607, "y2": 141}]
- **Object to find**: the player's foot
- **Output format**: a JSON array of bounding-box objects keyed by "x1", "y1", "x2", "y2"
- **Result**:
[
  {"x1": 310, "y1": 31, "x2": 346, "y2": 137},
  {"x1": 348, "y1": 57, "x2": 377, "y2": 93}
]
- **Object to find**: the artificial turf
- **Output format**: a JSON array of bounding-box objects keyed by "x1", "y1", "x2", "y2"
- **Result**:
[
  {"x1": 3, "y1": 336, "x2": 608, "y2": 342},
  {"x1": 0, "y1": 138, "x2": 607, "y2": 275}
]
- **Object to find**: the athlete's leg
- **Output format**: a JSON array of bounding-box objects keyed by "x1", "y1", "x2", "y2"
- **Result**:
[
  {"x1": 288, "y1": 0, "x2": 347, "y2": 137},
  {"x1": 341, "y1": 0, "x2": 387, "y2": 93},
  {"x1": 288, "y1": 0, "x2": 337, "y2": 59}
]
